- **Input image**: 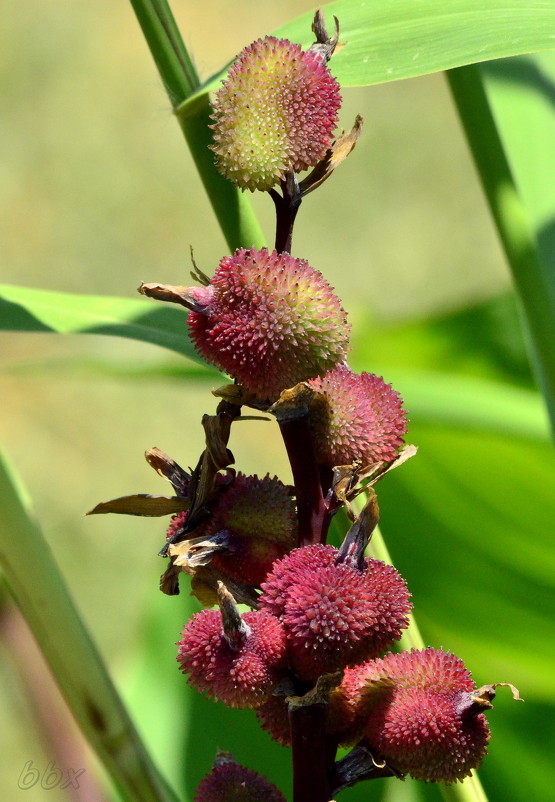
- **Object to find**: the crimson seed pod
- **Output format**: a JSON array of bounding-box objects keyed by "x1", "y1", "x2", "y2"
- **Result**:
[
  {"x1": 210, "y1": 35, "x2": 341, "y2": 191},
  {"x1": 259, "y1": 544, "x2": 411, "y2": 680},
  {"x1": 206, "y1": 473, "x2": 297, "y2": 586},
  {"x1": 188, "y1": 248, "x2": 350, "y2": 401},
  {"x1": 307, "y1": 364, "x2": 407, "y2": 467},
  {"x1": 177, "y1": 592, "x2": 287, "y2": 708},
  {"x1": 344, "y1": 648, "x2": 495, "y2": 783},
  {"x1": 194, "y1": 753, "x2": 286, "y2": 802},
  {"x1": 167, "y1": 473, "x2": 297, "y2": 586}
]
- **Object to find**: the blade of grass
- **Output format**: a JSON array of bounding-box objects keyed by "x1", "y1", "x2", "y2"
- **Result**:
[
  {"x1": 447, "y1": 64, "x2": 555, "y2": 436},
  {"x1": 128, "y1": 0, "x2": 265, "y2": 252},
  {"x1": 0, "y1": 448, "x2": 180, "y2": 802},
  {"x1": 0, "y1": 284, "x2": 213, "y2": 367},
  {"x1": 190, "y1": 0, "x2": 555, "y2": 98},
  {"x1": 365, "y1": 519, "x2": 489, "y2": 802}
]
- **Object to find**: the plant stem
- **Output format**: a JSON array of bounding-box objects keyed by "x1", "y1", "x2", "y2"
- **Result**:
[
  {"x1": 0, "y1": 449, "x2": 179, "y2": 802},
  {"x1": 129, "y1": 0, "x2": 265, "y2": 252},
  {"x1": 447, "y1": 64, "x2": 555, "y2": 437},
  {"x1": 129, "y1": 0, "x2": 199, "y2": 102},
  {"x1": 289, "y1": 703, "x2": 335, "y2": 802},
  {"x1": 177, "y1": 95, "x2": 266, "y2": 252},
  {"x1": 270, "y1": 174, "x2": 303, "y2": 254},
  {"x1": 278, "y1": 413, "x2": 327, "y2": 546}
]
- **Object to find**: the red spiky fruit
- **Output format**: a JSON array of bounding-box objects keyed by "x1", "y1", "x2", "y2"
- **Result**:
[
  {"x1": 177, "y1": 608, "x2": 287, "y2": 708},
  {"x1": 307, "y1": 365, "x2": 408, "y2": 467},
  {"x1": 259, "y1": 544, "x2": 411, "y2": 680},
  {"x1": 211, "y1": 36, "x2": 341, "y2": 191},
  {"x1": 188, "y1": 248, "x2": 350, "y2": 402},
  {"x1": 207, "y1": 473, "x2": 297, "y2": 585},
  {"x1": 345, "y1": 648, "x2": 492, "y2": 783},
  {"x1": 194, "y1": 754, "x2": 286, "y2": 802}
]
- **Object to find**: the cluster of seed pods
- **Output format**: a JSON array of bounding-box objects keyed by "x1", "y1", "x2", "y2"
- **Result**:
[{"x1": 93, "y1": 13, "x2": 515, "y2": 801}]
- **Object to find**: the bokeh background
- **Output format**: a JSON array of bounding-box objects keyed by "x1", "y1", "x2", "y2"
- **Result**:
[{"x1": 1, "y1": 2, "x2": 553, "y2": 801}]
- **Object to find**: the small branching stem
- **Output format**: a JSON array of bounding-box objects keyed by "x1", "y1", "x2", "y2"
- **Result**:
[{"x1": 270, "y1": 173, "x2": 303, "y2": 254}]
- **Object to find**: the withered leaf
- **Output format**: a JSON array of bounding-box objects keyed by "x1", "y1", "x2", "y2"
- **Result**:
[
  {"x1": 190, "y1": 565, "x2": 260, "y2": 608},
  {"x1": 287, "y1": 671, "x2": 344, "y2": 709},
  {"x1": 145, "y1": 447, "x2": 190, "y2": 496},
  {"x1": 138, "y1": 282, "x2": 203, "y2": 312},
  {"x1": 310, "y1": 9, "x2": 340, "y2": 63},
  {"x1": 337, "y1": 490, "x2": 380, "y2": 564},
  {"x1": 299, "y1": 116, "x2": 363, "y2": 196},
  {"x1": 269, "y1": 382, "x2": 317, "y2": 422},
  {"x1": 168, "y1": 531, "x2": 230, "y2": 568},
  {"x1": 160, "y1": 560, "x2": 182, "y2": 596},
  {"x1": 86, "y1": 494, "x2": 188, "y2": 517},
  {"x1": 333, "y1": 444, "x2": 418, "y2": 507},
  {"x1": 366, "y1": 444, "x2": 418, "y2": 486}
]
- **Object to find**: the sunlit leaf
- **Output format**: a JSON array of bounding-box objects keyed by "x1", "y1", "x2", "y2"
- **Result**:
[
  {"x1": 193, "y1": 0, "x2": 555, "y2": 99},
  {"x1": 0, "y1": 284, "x2": 209, "y2": 366},
  {"x1": 0, "y1": 448, "x2": 179, "y2": 802},
  {"x1": 375, "y1": 420, "x2": 555, "y2": 802}
]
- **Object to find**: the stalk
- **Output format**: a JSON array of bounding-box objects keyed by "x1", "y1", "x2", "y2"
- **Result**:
[
  {"x1": 277, "y1": 413, "x2": 328, "y2": 547},
  {"x1": 289, "y1": 705, "x2": 334, "y2": 802},
  {"x1": 447, "y1": 65, "x2": 555, "y2": 437},
  {"x1": 129, "y1": 0, "x2": 265, "y2": 252},
  {"x1": 0, "y1": 449, "x2": 180, "y2": 802}
]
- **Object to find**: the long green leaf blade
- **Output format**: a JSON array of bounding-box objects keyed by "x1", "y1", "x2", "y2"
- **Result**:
[
  {"x1": 0, "y1": 284, "x2": 210, "y2": 368},
  {"x1": 0, "y1": 449, "x2": 180, "y2": 802},
  {"x1": 447, "y1": 64, "x2": 555, "y2": 434},
  {"x1": 193, "y1": 0, "x2": 555, "y2": 98}
]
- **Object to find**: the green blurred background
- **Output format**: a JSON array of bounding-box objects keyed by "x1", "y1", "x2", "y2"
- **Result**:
[{"x1": 1, "y1": 2, "x2": 553, "y2": 801}]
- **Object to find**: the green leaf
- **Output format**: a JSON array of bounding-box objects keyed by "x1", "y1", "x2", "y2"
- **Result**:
[
  {"x1": 0, "y1": 448, "x2": 180, "y2": 802},
  {"x1": 482, "y1": 53, "x2": 555, "y2": 423},
  {"x1": 350, "y1": 294, "x2": 534, "y2": 390},
  {"x1": 193, "y1": 0, "x2": 555, "y2": 98},
  {"x1": 0, "y1": 284, "x2": 213, "y2": 368},
  {"x1": 390, "y1": 371, "x2": 549, "y2": 441},
  {"x1": 376, "y1": 419, "x2": 555, "y2": 802},
  {"x1": 447, "y1": 62, "x2": 555, "y2": 433}
]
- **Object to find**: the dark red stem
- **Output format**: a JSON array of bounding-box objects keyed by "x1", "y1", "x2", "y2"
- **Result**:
[
  {"x1": 270, "y1": 174, "x2": 302, "y2": 254},
  {"x1": 278, "y1": 415, "x2": 328, "y2": 547},
  {"x1": 289, "y1": 703, "x2": 336, "y2": 802}
]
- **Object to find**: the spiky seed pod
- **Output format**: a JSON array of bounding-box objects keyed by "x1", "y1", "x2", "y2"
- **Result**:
[
  {"x1": 210, "y1": 36, "x2": 341, "y2": 191},
  {"x1": 259, "y1": 544, "x2": 411, "y2": 680},
  {"x1": 207, "y1": 473, "x2": 297, "y2": 586},
  {"x1": 166, "y1": 509, "x2": 205, "y2": 542},
  {"x1": 194, "y1": 754, "x2": 286, "y2": 802},
  {"x1": 188, "y1": 248, "x2": 350, "y2": 402},
  {"x1": 257, "y1": 542, "x2": 332, "y2": 614},
  {"x1": 346, "y1": 648, "x2": 492, "y2": 783},
  {"x1": 256, "y1": 695, "x2": 292, "y2": 746},
  {"x1": 165, "y1": 470, "x2": 234, "y2": 543},
  {"x1": 307, "y1": 365, "x2": 408, "y2": 468},
  {"x1": 177, "y1": 608, "x2": 287, "y2": 708}
]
